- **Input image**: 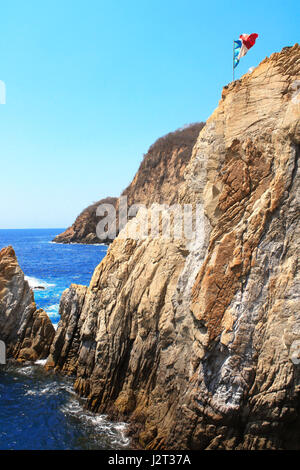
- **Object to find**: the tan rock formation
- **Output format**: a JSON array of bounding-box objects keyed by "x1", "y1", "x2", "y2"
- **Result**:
[
  {"x1": 46, "y1": 284, "x2": 87, "y2": 374},
  {"x1": 48, "y1": 45, "x2": 300, "y2": 449},
  {"x1": 0, "y1": 246, "x2": 55, "y2": 361}
]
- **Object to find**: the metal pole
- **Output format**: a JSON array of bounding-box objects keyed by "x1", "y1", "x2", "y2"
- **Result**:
[{"x1": 233, "y1": 40, "x2": 235, "y2": 82}]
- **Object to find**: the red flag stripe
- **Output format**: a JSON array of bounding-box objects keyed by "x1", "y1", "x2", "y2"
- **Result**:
[{"x1": 240, "y1": 33, "x2": 259, "y2": 50}]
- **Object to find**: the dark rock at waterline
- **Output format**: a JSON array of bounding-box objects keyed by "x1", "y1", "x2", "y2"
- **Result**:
[
  {"x1": 0, "y1": 246, "x2": 55, "y2": 361},
  {"x1": 53, "y1": 197, "x2": 118, "y2": 245}
]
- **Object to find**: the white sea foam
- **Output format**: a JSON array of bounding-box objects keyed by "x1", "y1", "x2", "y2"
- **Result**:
[
  {"x1": 11, "y1": 359, "x2": 129, "y2": 447},
  {"x1": 25, "y1": 384, "x2": 57, "y2": 396},
  {"x1": 46, "y1": 304, "x2": 60, "y2": 315},
  {"x1": 61, "y1": 400, "x2": 130, "y2": 447},
  {"x1": 45, "y1": 304, "x2": 60, "y2": 327},
  {"x1": 25, "y1": 389, "x2": 38, "y2": 396},
  {"x1": 34, "y1": 359, "x2": 47, "y2": 366},
  {"x1": 50, "y1": 241, "x2": 108, "y2": 247},
  {"x1": 46, "y1": 304, "x2": 60, "y2": 320},
  {"x1": 46, "y1": 303, "x2": 59, "y2": 311},
  {"x1": 17, "y1": 365, "x2": 36, "y2": 376},
  {"x1": 25, "y1": 380, "x2": 74, "y2": 397},
  {"x1": 24, "y1": 375, "x2": 118, "y2": 428},
  {"x1": 25, "y1": 275, "x2": 55, "y2": 290}
]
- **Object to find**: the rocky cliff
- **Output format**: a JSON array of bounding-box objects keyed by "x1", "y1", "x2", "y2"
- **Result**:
[
  {"x1": 53, "y1": 196, "x2": 118, "y2": 244},
  {"x1": 120, "y1": 122, "x2": 205, "y2": 207},
  {"x1": 0, "y1": 246, "x2": 55, "y2": 361},
  {"x1": 53, "y1": 123, "x2": 204, "y2": 244},
  {"x1": 47, "y1": 45, "x2": 300, "y2": 450}
]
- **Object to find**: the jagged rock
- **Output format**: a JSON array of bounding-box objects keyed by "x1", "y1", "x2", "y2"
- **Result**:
[
  {"x1": 0, "y1": 246, "x2": 55, "y2": 361},
  {"x1": 45, "y1": 284, "x2": 87, "y2": 374},
  {"x1": 53, "y1": 123, "x2": 204, "y2": 245},
  {"x1": 48, "y1": 45, "x2": 300, "y2": 449}
]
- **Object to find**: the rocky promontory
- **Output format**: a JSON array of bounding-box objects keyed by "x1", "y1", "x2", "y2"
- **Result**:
[
  {"x1": 53, "y1": 196, "x2": 118, "y2": 245},
  {"x1": 0, "y1": 246, "x2": 55, "y2": 361},
  {"x1": 46, "y1": 44, "x2": 300, "y2": 450},
  {"x1": 53, "y1": 123, "x2": 204, "y2": 244}
]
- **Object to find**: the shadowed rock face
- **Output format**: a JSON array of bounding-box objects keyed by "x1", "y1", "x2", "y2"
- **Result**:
[
  {"x1": 0, "y1": 246, "x2": 55, "y2": 361},
  {"x1": 47, "y1": 45, "x2": 300, "y2": 449},
  {"x1": 53, "y1": 123, "x2": 204, "y2": 245},
  {"x1": 45, "y1": 284, "x2": 87, "y2": 374},
  {"x1": 53, "y1": 196, "x2": 118, "y2": 245}
]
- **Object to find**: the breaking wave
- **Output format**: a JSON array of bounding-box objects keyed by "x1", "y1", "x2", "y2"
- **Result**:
[
  {"x1": 25, "y1": 275, "x2": 55, "y2": 290},
  {"x1": 45, "y1": 303, "x2": 60, "y2": 323},
  {"x1": 0, "y1": 362, "x2": 130, "y2": 450},
  {"x1": 61, "y1": 400, "x2": 130, "y2": 448}
]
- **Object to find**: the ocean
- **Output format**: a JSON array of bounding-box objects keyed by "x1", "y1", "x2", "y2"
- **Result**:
[{"x1": 0, "y1": 229, "x2": 129, "y2": 450}]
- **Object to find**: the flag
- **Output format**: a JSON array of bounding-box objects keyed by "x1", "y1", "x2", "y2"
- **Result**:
[{"x1": 234, "y1": 33, "x2": 258, "y2": 68}]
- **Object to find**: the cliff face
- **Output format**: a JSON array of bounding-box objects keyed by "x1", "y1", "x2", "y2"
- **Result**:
[
  {"x1": 47, "y1": 45, "x2": 300, "y2": 449},
  {"x1": 53, "y1": 123, "x2": 204, "y2": 244},
  {"x1": 0, "y1": 246, "x2": 55, "y2": 361}
]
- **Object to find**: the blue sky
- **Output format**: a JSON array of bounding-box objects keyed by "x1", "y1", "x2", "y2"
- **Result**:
[{"x1": 0, "y1": 0, "x2": 299, "y2": 228}]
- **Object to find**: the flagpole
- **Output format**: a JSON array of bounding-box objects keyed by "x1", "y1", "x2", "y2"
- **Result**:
[{"x1": 233, "y1": 40, "x2": 235, "y2": 82}]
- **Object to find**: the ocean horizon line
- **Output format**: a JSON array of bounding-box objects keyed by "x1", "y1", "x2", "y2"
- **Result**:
[{"x1": 0, "y1": 227, "x2": 66, "y2": 231}]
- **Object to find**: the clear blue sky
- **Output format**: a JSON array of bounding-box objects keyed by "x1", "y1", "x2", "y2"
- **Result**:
[{"x1": 0, "y1": 0, "x2": 298, "y2": 228}]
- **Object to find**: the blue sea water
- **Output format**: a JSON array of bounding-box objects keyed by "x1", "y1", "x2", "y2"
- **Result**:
[
  {"x1": 0, "y1": 229, "x2": 130, "y2": 450},
  {"x1": 0, "y1": 228, "x2": 108, "y2": 326}
]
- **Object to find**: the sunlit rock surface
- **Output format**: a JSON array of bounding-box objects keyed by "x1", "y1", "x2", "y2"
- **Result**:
[{"x1": 0, "y1": 246, "x2": 55, "y2": 361}]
